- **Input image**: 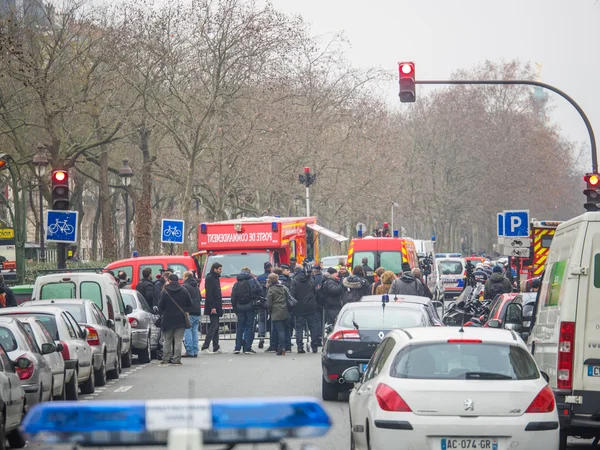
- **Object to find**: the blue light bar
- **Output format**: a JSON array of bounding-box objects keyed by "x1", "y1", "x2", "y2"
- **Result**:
[
  {"x1": 357, "y1": 228, "x2": 363, "y2": 238},
  {"x1": 271, "y1": 221, "x2": 278, "y2": 232},
  {"x1": 200, "y1": 223, "x2": 207, "y2": 233},
  {"x1": 393, "y1": 229, "x2": 399, "y2": 238},
  {"x1": 22, "y1": 398, "x2": 331, "y2": 446}
]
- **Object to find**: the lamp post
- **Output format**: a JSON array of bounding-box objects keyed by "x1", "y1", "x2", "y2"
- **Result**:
[
  {"x1": 32, "y1": 146, "x2": 49, "y2": 261},
  {"x1": 391, "y1": 202, "x2": 399, "y2": 234},
  {"x1": 118, "y1": 160, "x2": 133, "y2": 258},
  {"x1": 298, "y1": 167, "x2": 316, "y2": 216},
  {"x1": 193, "y1": 184, "x2": 201, "y2": 214}
]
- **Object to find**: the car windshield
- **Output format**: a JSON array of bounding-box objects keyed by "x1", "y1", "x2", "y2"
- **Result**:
[
  {"x1": 53, "y1": 304, "x2": 86, "y2": 323},
  {"x1": 40, "y1": 282, "x2": 75, "y2": 299},
  {"x1": 0, "y1": 327, "x2": 17, "y2": 351},
  {"x1": 439, "y1": 261, "x2": 463, "y2": 275},
  {"x1": 15, "y1": 314, "x2": 58, "y2": 340},
  {"x1": 380, "y1": 251, "x2": 403, "y2": 275},
  {"x1": 338, "y1": 307, "x2": 427, "y2": 329},
  {"x1": 204, "y1": 253, "x2": 266, "y2": 278},
  {"x1": 121, "y1": 293, "x2": 138, "y2": 311},
  {"x1": 391, "y1": 343, "x2": 539, "y2": 380}
]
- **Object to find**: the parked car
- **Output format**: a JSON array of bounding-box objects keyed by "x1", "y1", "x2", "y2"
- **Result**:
[
  {"x1": 0, "y1": 306, "x2": 94, "y2": 400},
  {"x1": 17, "y1": 316, "x2": 66, "y2": 401},
  {"x1": 320, "y1": 255, "x2": 347, "y2": 270},
  {"x1": 10, "y1": 285, "x2": 34, "y2": 306},
  {"x1": 120, "y1": 289, "x2": 160, "y2": 362},
  {"x1": 31, "y1": 272, "x2": 133, "y2": 369},
  {"x1": 0, "y1": 317, "x2": 53, "y2": 410},
  {"x1": 345, "y1": 326, "x2": 558, "y2": 450},
  {"x1": 22, "y1": 300, "x2": 119, "y2": 386},
  {"x1": 360, "y1": 294, "x2": 444, "y2": 325},
  {"x1": 321, "y1": 300, "x2": 436, "y2": 401},
  {"x1": 437, "y1": 257, "x2": 466, "y2": 299},
  {"x1": 0, "y1": 343, "x2": 27, "y2": 448},
  {"x1": 484, "y1": 293, "x2": 518, "y2": 328}
]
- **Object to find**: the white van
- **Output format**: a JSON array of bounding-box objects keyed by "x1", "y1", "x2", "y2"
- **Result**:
[
  {"x1": 32, "y1": 273, "x2": 133, "y2": 369},
  {"x1": 527, "y1": 212, "x2": 600, "y2": 448}
]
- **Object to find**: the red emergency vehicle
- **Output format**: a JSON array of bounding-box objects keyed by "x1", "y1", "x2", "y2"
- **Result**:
[
  {"x1": 520, "y1": 220, "x2": 562, "y2": 286},
  {"x1": 346, "y1": 225, "x2": 419, "y2": 274}
]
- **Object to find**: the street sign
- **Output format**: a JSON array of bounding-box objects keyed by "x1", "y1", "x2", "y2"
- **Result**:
[
  {"x1": 46, "y1": 210, "x2": 78, "y2": 243},
  {"x1": 503, "y1": 210, "x2": 530, "y2": 237},
  {"x1": 161, "y1": 219, "x2": 184, "y2": 244},
  {"x1": 505, "y1": 237, "x2": 531, "y2": 248},
  {"x1": 497, "y1": 213, "x2": 504, "y2": 236},
  {"x1": 509, "y1": 247, "x2": 530, "y2": 258},
  {"x1": 356, "y1": 222, "x2": 367, "y2": 233}
]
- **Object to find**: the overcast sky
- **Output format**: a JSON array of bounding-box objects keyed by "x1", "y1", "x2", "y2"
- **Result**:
[{"x1": 266, "y1": 0, "x2": 600, "y2": 169}]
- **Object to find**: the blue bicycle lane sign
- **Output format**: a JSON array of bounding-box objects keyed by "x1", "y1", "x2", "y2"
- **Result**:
[
  {"x1": 46, "y1": 210, "x2": 78, "y2": 243},
  {"x1": 161, "y1": 219, "x2": 184, "y2": 244}
]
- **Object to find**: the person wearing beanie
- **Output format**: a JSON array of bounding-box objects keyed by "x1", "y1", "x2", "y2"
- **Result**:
[
  {"x1": 376, "y1": 271, "x2": 396, "y2": 295},
  {"x1": 158, "y1": 273, "x2": 192, "y2": 365},
  {"x1": 484, "y1": 265, "x2": 514, "y2": 299},
  {"x1": 255, "y1": 261, "x2": 272, "y2": 349}
]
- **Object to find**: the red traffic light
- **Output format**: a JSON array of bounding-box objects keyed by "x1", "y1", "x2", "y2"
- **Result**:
[
  {"x1": 590, "y1": 175, "x2": 600, "y2": 186},
  {"x1": 53, "y1": 170, "x2": 67, "y2": 182},
  {"x1": 400, "y1": 63, "x2": 414, "y2": 75}
]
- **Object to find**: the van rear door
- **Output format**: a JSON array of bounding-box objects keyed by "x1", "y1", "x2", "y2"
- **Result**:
[{"x1": 581, "y1": 222, "x2": 600, "y2": 392}]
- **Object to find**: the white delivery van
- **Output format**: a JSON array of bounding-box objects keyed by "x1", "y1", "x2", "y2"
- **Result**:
[
  {"x1": 32, "y1": 273, "x2": 133, "y2": 369},
  {"x1": 528, "y1": 212, "x2": 600, "y2": 448}
]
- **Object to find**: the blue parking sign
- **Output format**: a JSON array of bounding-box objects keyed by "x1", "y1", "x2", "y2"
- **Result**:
[
  {"x1": 46, "y1": 210, "x2": 78, "y2": 243},
  {"x1": 503, "y1": 210, "x2": 530, "y2": 237},
  {"x1": 497, "y1": 213, "x2": 504, "y2": 236},
  {"x1": 161, "y1": 219, "x2": 184, "y2": 244}
]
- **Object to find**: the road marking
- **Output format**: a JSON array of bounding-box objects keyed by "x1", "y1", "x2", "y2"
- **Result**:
[
  {"x1": 84, "y1": 396, "x2": 94, "y2": 400},
  {"x1": 114, "y1": 386, "x2": 132, "y2": 393}
]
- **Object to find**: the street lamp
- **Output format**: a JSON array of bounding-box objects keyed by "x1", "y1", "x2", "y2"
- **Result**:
[
  {"x1": 118, "y1": 160, "x2": 133, "y2": 258},
  {"x1": 298, "y1": 167, "x2": 316, "y2": 216},
  {"x1": 32, "y1": 145, "x2": 49, "y2": 261},
  {"x1": 193, "y1": 184, "x2": 201, "y2": 214}
]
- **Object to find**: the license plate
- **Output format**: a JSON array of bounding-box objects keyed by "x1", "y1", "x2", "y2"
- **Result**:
[
  {"x1": 441, "y1": 438, "x2": 498, "y2": 450},
  {"x1": 588, "y1": 366, "x2": 600, "y2": 377},
  {"x1": 441, "y1": 278, "x2": 456, "y2": 283},
  {"x1": 359, "y1": 363, "x2": 367, "y2": 373}
]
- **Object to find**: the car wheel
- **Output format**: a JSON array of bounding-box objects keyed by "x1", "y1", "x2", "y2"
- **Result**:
[
  {"x1": 95, "y1": 356, "x2": 107, "y2": 387},
  {"x1": 6, "y1": 426, "x2": 25, "y2": 449},
  {"x1": 321, "y1": 377, "x2": 339, "y2": 401},
  {"x1": 53, "y1": 372, "x2": 67, "y2": 401},
  {"x1": 121, "y1": 344, "x2": 132, "y2": 368},
  {"x1": 65, "y1": 370, "x2": 78, "y2": 400},
  {"x1": 80, "y1": 367, "x2": 95, "y2": 395},
  {"x1": 107, "y1": 345, "x2": 121, "y2": 380},
  {"x1": 138, "y1": 334, "x2": 151, "y2": 364}
]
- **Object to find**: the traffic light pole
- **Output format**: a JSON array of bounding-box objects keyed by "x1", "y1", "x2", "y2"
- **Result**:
[
  {"x1": 57, "y1": 243, "x2": 66, "y2": 270},
  {"x1": 415, "y1": 80, "x2": 598, "y2": 173}
]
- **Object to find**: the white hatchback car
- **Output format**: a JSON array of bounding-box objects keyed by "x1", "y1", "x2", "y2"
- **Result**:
[{"x1": 345, "y1": 327, "x2": 559, "y2": 450}]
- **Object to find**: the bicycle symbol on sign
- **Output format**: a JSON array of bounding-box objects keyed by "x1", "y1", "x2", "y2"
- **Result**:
[
  {"x1": 163, "y1": 225, "x2": 182, "y2": 238},
  {"x1": 48, "y1": 219, "x2": 75, "y2": 235}
]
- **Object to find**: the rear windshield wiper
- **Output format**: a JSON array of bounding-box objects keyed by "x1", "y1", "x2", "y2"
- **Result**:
[
  {"x1": 464, "y1": 372, "x2": 513, "y2": 380},
  {"x1": 352, "y1": 311, "x2": 359, "y2": 331}
]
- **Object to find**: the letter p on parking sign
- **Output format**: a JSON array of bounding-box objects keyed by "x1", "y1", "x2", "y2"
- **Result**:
[{"x1": 503, "y1": 210, "x2": 530, "y2": 237}]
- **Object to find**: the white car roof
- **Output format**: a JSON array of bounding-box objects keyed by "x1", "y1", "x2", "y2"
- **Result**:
[{"x1": 388, "y1": 326, "x2": 522, "y2": 346}]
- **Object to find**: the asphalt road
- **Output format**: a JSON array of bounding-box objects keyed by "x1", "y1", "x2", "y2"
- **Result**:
[{"x1": 26, "y1": 339, "x2": 598, "y2": 449}]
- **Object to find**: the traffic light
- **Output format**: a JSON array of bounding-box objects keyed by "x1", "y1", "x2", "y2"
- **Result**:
[
  {"x1": 584, "y1": 173, "x2": 600, "y2": 211},
  {"x1": 399, "y1": 62, "x2": 416, "y2": 103},
  {"x1": 51, "y1": 169, "x2": 69, "y2": 210}
]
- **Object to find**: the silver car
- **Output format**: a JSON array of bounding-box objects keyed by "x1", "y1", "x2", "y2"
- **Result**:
[
  {"x1": 18, "y1": 316, "x2": 66, "y2": 400},
  {"x1": 0, "y1": 343, "x2": 27, "y2": 448},
  {"x1": 21, "y1": 300, "x2": 119, "y2": 387},
  {"x1": 0, "y1": 317, "x2": 53, "y2": 410},
  {"x1": 120, "y1": 289, "x2": 160, "y2": 362}
]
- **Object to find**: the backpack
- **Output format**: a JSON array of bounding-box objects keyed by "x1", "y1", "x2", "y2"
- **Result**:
[
  {"x1": 344, "y1": 287, "x2": 363, "y2": 304},
  {"x1": 237, "y1": 280, "x2": 252, "y2": 305},
  {"x1": 489, "y1": 279, "x2": 505, "y2": 298},
  {"x1": 315, "y1": 280, "x2": 327, "y2": 307}
]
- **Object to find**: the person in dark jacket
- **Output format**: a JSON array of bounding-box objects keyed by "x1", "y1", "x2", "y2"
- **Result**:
[
  {"x1": 290, "y1": 265, "x2": 320, "y2": 353},
  {"x1": 484, "y1": 265, "x2": 513, "y2": 299},
  {"x1": 341, "y1": 274, "x2": 371, "y2": 304},
  {"x1": 182, "y1": 271, "x2": 202, "y2": 358},
  {"x1": 117, "y1": 271, "x2": 131, "y2": 289},
  {"x1": 231, "y1": 267, "x2": 262, "y2": 354},
  {"x1": 255, "y1": 262, "x2": 272, "y2": 349},
  {"x1": 0, "y1": 275, "x2": 16, "y2": 307},
  {"x1": 322, "y1": 268, "x2": 344, "y2": 324},
  {"x1": 201, "y1": 262, "x2": 225, "y2": 354},
  {"x1": 158, "y1": 274, "x2": 192, "y2": 365},
  {"x1": 267, "y1": 273, "x2": 290, "y2": 356},
  {"x1": 389, "y1": 263, "x2": 425, "y2": 296},
  {"x1": 279, "y1": 265, "x2": 292, "y2": 288},
  {"x1": 412, "y1": 268, "x2": 433, "y2": 299},
  {"x1": 312, "y1": 265, "x2": 324, "y2": 347},
  {"x1": 154, "y1": 271, "x2": 172, "y2": 304},
  {"x1": 361, "y1": 257, "x2": 375, "y2": 284},
  {"x1": 135, "y1": 268, "x2": 155, "y2": 308}
]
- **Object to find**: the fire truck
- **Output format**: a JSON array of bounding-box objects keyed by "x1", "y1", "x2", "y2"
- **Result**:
[
  {"x1": 196, "y1": 216, "x2": 347, "y2": 322},
  {"x1": 346, "y1": 224, "x2": 420, "y2": 275},
  {"x1": 520, "y1": 220, "x2": 562, "y2": 286}
]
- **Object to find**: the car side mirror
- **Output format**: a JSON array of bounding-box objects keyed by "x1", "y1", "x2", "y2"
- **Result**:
[
  {"x1": 504, "y1": 303, "x2": 523, "y2": 325},
  {"x1": 324, "y1": 324, "x2": 333, "y2": 334},
  {"x1": 342, "y1": 366, "x2": 361, "y2": 383},
  {"x1": 41, "y1": 342, "x2": 56, "y2": 355},
  {"x1": 541, "y1": 371, "x2": 550, "y2": 383},
  {"x1": 106, "y1": 319, "x2": 115, "y2": 330},
  {"x1": 81, "y1": 328, "x2": 89, "y2": 340},
  {"x1": 15, "y1": 357, "x2": 30, "y2": 369},
  {"x1": 487, "y1": 319, "x2": 501, "y2": 329},
  {"x1": 55, "y1": 343, "x2": 64, "y2": 353},
  {"x1": 125, "y1": 305, "x2": 133, "y2": 315}
]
